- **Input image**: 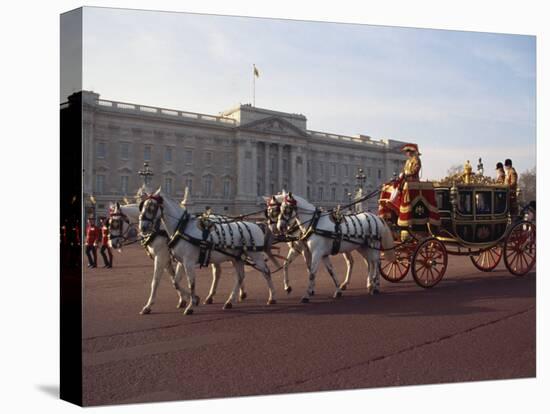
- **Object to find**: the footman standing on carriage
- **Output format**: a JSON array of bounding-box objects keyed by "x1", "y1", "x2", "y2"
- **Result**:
[
  {"x1": 495, "y1": 162, "x2": 506, "y2": 184},
  {"x1": 504, "y1": 158, "x2": 519, "y2": 217}
]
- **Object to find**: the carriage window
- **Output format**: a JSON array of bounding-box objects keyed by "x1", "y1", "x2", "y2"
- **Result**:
[
  {"x1": 475, "y1": 191, "x2": 492, "y2": 214},
  {"x1": 436, "y1": 190, "x2": 450, "y2": 210},
  {"x1": 458, "y1": 191, "x2": 473, "y2": 215},
  {"x1": 494, "y1": 191, "x2": 507, "y2": 214}
]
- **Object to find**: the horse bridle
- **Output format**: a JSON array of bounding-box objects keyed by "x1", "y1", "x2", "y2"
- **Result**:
[
  {"x1": 278, "y1": 196, "x2": 299, "y2": 230},
  {"x1": 108, "y1": 211, "x2": 130, "y2": 244},
  {"x1": 266, "y1": 199, "x2": 281, "y2": 227},
  {"x1": 139, "y1": 195, "x2": 164, "y2": 234}
]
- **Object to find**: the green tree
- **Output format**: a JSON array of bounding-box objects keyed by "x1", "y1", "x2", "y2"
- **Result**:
[{"x1": 519, "y1": 167, "x2": 536, "y2": 203}]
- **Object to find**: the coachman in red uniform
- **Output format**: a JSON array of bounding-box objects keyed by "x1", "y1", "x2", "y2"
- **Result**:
[
  {"x1": 99, "y1": 217, "x2": 113, "y2": 268},
  {"x1": 85, "y1": 217, "x2": 99, "y2": 268}
]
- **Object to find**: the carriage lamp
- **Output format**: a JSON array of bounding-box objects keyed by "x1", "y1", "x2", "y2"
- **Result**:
[
  {"x1": 138, "y1": 162, "x2": 154, "y2": 185},
  {"x1": 355, "y1": 168, "x2": 366, "y2": 190}
]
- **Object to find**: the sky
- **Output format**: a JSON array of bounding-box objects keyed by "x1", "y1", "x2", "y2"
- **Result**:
[{"x1": 81, "y1": 7, "x2": 536, "y2": 180}]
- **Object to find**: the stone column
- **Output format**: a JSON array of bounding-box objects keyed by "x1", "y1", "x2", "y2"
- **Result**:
[
  {"x1": 236, "y1": 138, "x2": 247, "y2": 198},
  {"x1": 250, "y1": 140, "x2": 258, "y2": 197},
  {"x1": 278, "y1": 144, "x2": 284, "y2": 191},
  {"x1": 264, "y1": 142, "x2": 270, "y2": 195},
  {"x1": 290, "y1": 145, "x2": 298, "y2": 193}
]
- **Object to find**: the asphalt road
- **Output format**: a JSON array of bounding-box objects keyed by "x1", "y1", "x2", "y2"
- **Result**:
[{"x1": 82, "y1": 244, "x2": 535, "y2": 406}]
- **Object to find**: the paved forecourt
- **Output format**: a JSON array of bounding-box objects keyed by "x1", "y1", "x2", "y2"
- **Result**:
[{"x1": 82, "y1": 244, "x2": 535, "y2": 406}]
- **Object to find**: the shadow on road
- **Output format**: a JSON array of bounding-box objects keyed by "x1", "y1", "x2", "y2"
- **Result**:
[{"x1": 205, "y1": 271, "x2": 536, "y2": 319}]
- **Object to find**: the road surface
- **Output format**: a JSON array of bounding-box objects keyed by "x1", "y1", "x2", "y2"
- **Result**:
[{"x1": 82, "y1": 244, "x2": 535, "y2": 406}]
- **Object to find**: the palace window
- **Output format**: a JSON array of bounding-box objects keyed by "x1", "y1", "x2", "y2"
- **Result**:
[
  {"x1": 143, "y1": 145, "x2": 152, "y2": 161},
  {"x1": 223, "y1": 179, "x2": 231, "y2": 199},
  {"x1": 307, "y1": 186, "x2": 311, "y2": 200},
  {"x1": 164, "y1": 146, "x2": 173, "y2": 163},
  {"x1": 96, "y1": 142, "x2": 106, "y2": 159},
  {"x1": 95, "y1": 174, "x2": 105, "y2": 194},
  {"x1": 184, "y1": 149, "x2": 193, "y2": 165},
  {"x1": 378, "y1": 169, "x2": 382, "y2": 179},
  {"x1": 119, "y1": 142, "x2": 129, "y2": 160},
  {"x1": 318, "y1": 186, "x2": 324, "y2": 201},
  {"x1": 205, "y1": 151, "x2": 213, "y2": 165},
  {"x1": 283, "y1": 158, "x2": 288, "y2": 173},
  {"x1": 343, "y1": 164, "x2": 349, "y2": 177},
  {"x1": 331, "y1": 187, "x2": 336, "y2": 201},
  {"x1": 330, "y1": 163, "x2": 336, "y2": 177},
  {"x1": 269, "y1": 156, "x2": 275, "y2": 173},
  {"x1": 120, "y1": 175, "x2": 129, "y2": 194},
  {"x1": 307, "y1": 161, "x2": 311, "y2": 174},
  {"x1": 164, "y1": 177, "x2": 173, "y2": 195},
  {"x1": 203, "y1": 176, "x2": 213, "y2": 197}
]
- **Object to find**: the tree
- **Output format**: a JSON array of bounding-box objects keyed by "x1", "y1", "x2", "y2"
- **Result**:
[
  {"x1": 447, "y1": 164, "x2": 463, "y2": 176},
  {"x1": 519, "y1": 167, "x2": 536, "y2": 203}
]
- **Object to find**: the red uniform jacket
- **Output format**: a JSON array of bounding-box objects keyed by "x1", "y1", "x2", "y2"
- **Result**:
[
  {"x1": 85, "y1": 225, "x2": 99, "y2": 246},
  {"x1": 101, "y1": 225, "x2": 110, "y2": 246}
]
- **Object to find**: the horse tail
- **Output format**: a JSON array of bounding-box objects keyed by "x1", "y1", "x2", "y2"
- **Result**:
[{"x1": 380, "y1": 220, "x2": 396, "y2": 262}]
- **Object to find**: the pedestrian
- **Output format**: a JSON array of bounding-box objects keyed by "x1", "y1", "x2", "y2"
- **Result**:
[
  {"x1": 99, "y1": 217, "x2": 113, "y2": 268},
  {"x1": 85, "y1": 217, "x2": 99, "y2": 268}
]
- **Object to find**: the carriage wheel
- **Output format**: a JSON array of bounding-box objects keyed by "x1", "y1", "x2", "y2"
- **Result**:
[
  {"x1": 504, "y1": 221, "x2": 536, "y2": 276},
  {"x1": 380, "y1": 243, "x2": 412, "y2": 282},
  {"x1": 470, "y1": 245, "x2": 502, "y2": 272},
  {"x1": 411, "y1": 238, "x2": 448, "y2": 288}
]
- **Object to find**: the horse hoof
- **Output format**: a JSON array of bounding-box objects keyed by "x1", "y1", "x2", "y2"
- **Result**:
[
  {"x1": 183, "y1": 308, "x2": 193, "y2": 315},
  {"x1": 204, "y1": 297, "x2": 213, "y2": 305},
  {"x1": 334, "y1": 291, "x2": 343, "y2": 298},
  {"x1": 340, "y1": 285, "x2": 347, "y2": 291},
  {"x1": 373, "y1": 289, "x2": 380, "y2": 295},
  {"x1": 240, "y1": 292, "x2": 248, "y2": 300},
  {"x1": 223, "y1": 302, "x2": 233, "y2": 310},
  {"x1": 285, "y1": 286, "x2": 292, "y2": 294},
  {"x1": 267, "y1": 299, "x2": 277, "y2": 305},
  {"x1": 140, "y1": 307, "x2": 151, "y2": 315},
  {"x1": 301, "y1": 297, "x2": 310, "y2": 304}
]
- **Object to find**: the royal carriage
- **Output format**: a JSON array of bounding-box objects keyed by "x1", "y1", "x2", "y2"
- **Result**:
[{"x1": 378, "y1": 178, "x2": 536, "y2": 288}]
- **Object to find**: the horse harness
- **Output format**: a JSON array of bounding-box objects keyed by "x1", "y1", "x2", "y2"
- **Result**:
[
  {"x1": 288, "y1": 205, "x2": 382, "y2": 255},
  {"x1": 166, "y1": 210, "x2": 265, "y2": 268}
]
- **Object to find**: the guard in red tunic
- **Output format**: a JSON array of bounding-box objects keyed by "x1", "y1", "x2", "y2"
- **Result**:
[
  {"x1": 99, "y1": 217, "x2": 113, "y2": 268},
  {"x1": 85, "y1": 217, "x2": 99, "y2": 268}
]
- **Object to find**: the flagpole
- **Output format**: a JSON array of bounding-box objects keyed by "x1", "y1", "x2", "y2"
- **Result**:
[{"x1": 253, "y1": 64, "x2": 256, "y2": 107}]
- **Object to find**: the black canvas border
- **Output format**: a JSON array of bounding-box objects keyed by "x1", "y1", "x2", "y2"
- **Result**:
[{"x1": 60, "y1": 7, "x2": 83, "y2": 406}]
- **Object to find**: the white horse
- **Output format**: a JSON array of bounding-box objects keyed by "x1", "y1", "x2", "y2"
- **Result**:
[
  {"x1": 108, "y1": 201, "x2": 193, "y2": 315},
  {"x1": 139, "y1": 189, "x2": 276, "y2": 314},
  {"x1": 265, "y1": 194, "x2": 355, "y2": 294},
  {"x1": 276, "y1": 192, "x2": 395, "y2": 302}
]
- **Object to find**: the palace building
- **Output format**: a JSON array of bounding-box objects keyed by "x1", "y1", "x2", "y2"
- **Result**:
[{"x1": 66, "y1": 90, "x2": 411, "y2": 215}]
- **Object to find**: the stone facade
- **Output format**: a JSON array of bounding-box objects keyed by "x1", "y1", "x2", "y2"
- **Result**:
[{"x1": 72, "y1": 90, "x2": 409, "y2": 215}]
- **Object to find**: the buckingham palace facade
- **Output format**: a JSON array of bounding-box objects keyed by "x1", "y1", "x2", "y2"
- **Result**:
[{"x1": 68, "y1": 90, "x2": 410, "y2": 215}]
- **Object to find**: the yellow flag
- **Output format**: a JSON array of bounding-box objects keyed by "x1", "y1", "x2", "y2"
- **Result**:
[{"x1": 253, "y1": 64, "x2": 260, "y2": 78}]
